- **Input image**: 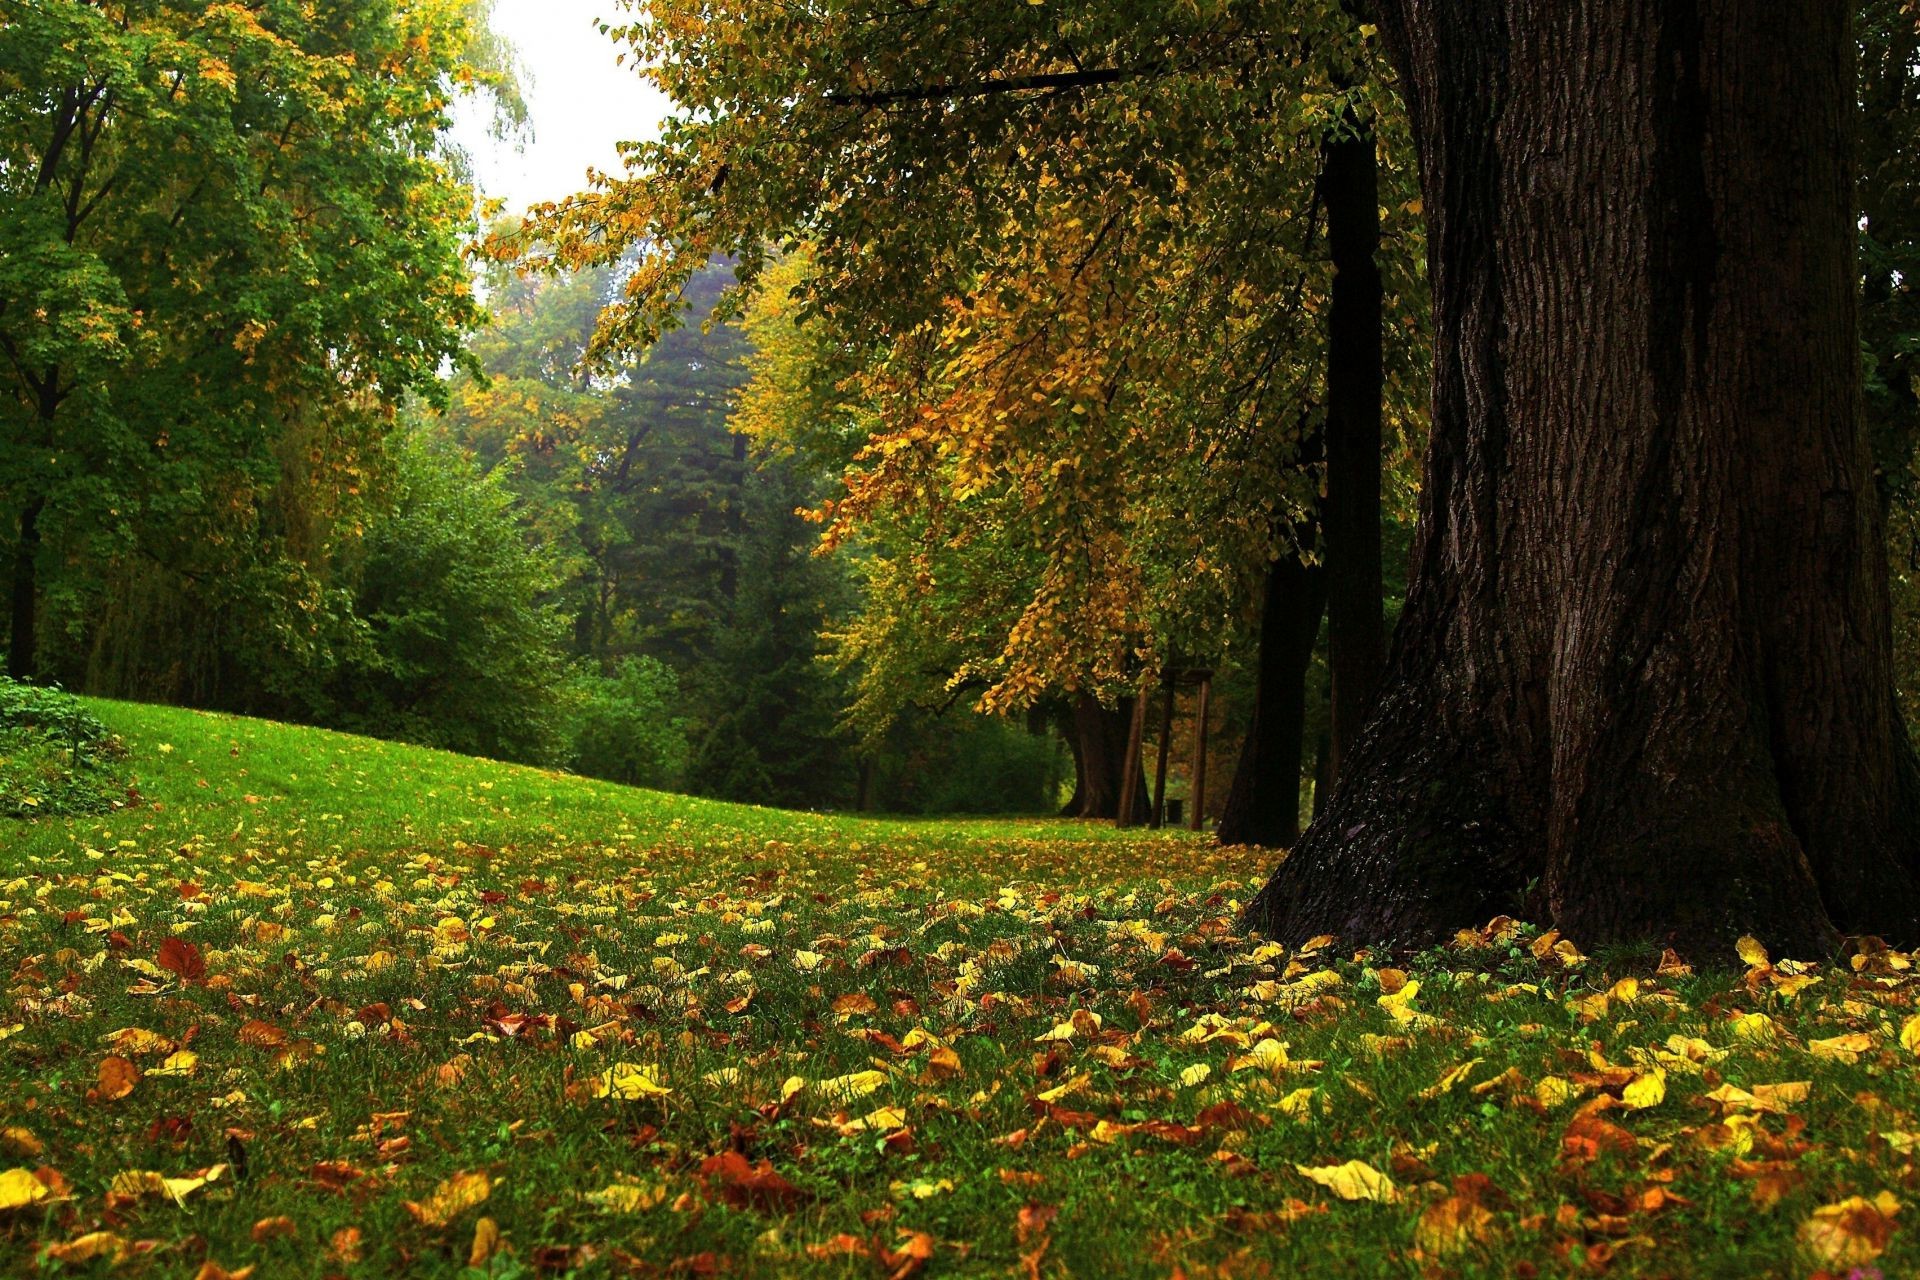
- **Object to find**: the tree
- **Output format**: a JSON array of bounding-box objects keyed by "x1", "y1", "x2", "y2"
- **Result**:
[
  {"x1": 0, "y1": 0, "x2": 505, "y2": 685},
  {"x1": 1248, "y1": 0, "x2": 1918, "y2": 958},
  {"x1": 322, "y1": 435, "x2": 568, "y2": 764},
  {"x1": 505, "y1": 3, "x2": 1428, "y2": 791}
]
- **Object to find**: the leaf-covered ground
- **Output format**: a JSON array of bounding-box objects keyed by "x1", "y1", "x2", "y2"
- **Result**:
[{"x1": 1, "y1": 702, "x2": 1916, "y2": 1278}]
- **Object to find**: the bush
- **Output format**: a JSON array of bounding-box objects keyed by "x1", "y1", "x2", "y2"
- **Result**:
[
  {"x1": 869, "y1": 713, "x2": 1069, "y2": 815},
  {"x1": 567, "y1": 658, "x2": 691, "y2": 788},
  {"x1": 0, "y1": 679, "x2": 131, "y2": 817},
  {"x1": 322, "y1": 438, "x2": 570, "y2": 764}
]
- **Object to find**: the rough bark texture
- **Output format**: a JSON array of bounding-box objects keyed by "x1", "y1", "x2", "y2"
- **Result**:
[
  {"x1": 8, "y1": 497, "x2": 41, "y2": 681},
  {"x1": 1067, "y1": 693, "x2": 1146, "y2": 821},
  {"x1": 1218, "y1": 548, "x2": 1327, "y2": 846},
  {"x1": 1320, "y1": 116, "x2": 1387, "y2": 782},
  {"x1": 1247, "y1": 0, "x2": 1920, "y2": 959}
]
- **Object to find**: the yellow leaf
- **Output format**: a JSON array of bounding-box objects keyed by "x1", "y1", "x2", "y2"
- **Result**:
[
  {"x1": 1179, "y1": 1063, "x2": 1212, "y2": 1088},
  {"x1": 586, "y1": 1181, "x2": 667, "y2": 1212},
  {"x1": 1294, "y1": 1159, "x2": 1397, "y2": 1202},
  {"x1": 591, "y1": 1063, "x2": 671, "y2": 1101},
  {"x1": 0, "y1": 1167, "x2": 49, "y2": 1211},
  {"x1": 792, "y1": 950, "x2": 824, "y2": 971},
  {"x1": 1728, "y1": 1012, "x2": 1777, "y2": 1041},
  {"x1": 405, "y1": 1170, "x2": 492, "y2": 1228},
  {"x1": 819, "y1": 1069, "x2": 888, "y2": 1101},
  {"x1": 839, "y1": 1105, "x2": 909, "y2": 1134},
  {"x1": 891, "y1": 1176, "x2": 954, "y2": 1200},
  {"x1": 468, "y1": 1217, "x2": 501, "y2": 1268},
  {"x1": 1901, "y1": 1013, "x2": 1920, "y2": 1055},
  {"x1": 1233, "y1": 1038, "x2": 1291, "y2": 1073},
  {"x1": 1418, "y1": 1060, "x2": 1480, "y2": 1101},
  {"x1": 109, "y1": 1163, "x2": 226, "y2": 1206},
  {"x1": 1735, "y1": 936, "x2": 1771, "y2": 969},
  {"x1": 148, "y1": 1050, "x2": 199, "y2": 1078},
  {"x1": 41, "y1": 1231, "x2": 128, "y2": 1265},
  {"x1": 1621, "y1": 1069, "x2": 1666, "y2": 1111},
  {"x1": 1799, "y1": 1191, "x2": 1900, "y2": 1265},
  {"x1": 1808, "y1": 1032, "x2": 1875, "y2": 1064},
  {"x1": 1377, "y1": 981, "x2": 1421, "y2": 1024},
  {"x1": 1274, "y1": 1087, "x2": 1317, "y2": 1120},
  {"x1": 1535, "y1": 1076, "x2": 1578, "y2": 1108},
  {"x1": 781, "y1": 1075, "x2": 808, "y2": 1103}
]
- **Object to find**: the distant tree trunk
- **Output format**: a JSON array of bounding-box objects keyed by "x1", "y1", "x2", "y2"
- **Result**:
[
  {"x1": 8, "y1": 497, "x2": 42, "y2": 682},
  {"x1": 1320, "y1": 113, "x2": 1386, "y2": 781},
  {"x1": 1248, "y1": 0, "x2": 1918, "y2": 958},
  {"x1": 1067, "y1": 693, "x2": 1145, "y2": 821},
  {"x1": 1217, "y1": 548, "x2": 1327, "y2": 846}
]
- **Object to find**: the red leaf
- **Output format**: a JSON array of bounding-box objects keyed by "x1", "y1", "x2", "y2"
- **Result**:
[{"x1": 157, "y1": 937, "x2": 206, "y2": 982}]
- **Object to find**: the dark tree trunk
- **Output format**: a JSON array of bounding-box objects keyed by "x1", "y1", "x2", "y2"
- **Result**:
[
  {"x1": 1217, "y1": 548, "x2": 1327, "y2": 846},
  {"x1": 1068, "y1": 693, "x2": 1146, "y2": 821},
  {"x1": 1320, "y1": 113, "x2": 1387, "y2": 781},
  {"x1": 8, "y1": 497, "x2": 42, "y2": 682},
  {"x1": 1248, "y1": 0, "x2": 1917, "y2": 959}
]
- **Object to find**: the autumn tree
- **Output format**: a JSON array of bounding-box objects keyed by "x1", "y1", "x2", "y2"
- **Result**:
[
  {"x1": 509, "y1": 1, "x2": 1427, "y2": 824},
  {"x1": 1248, "y1": 0, "x2": 1920, "y2": 957}
]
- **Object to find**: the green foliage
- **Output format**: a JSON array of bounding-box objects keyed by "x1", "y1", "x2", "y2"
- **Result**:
[
  {"x1": 566, "y1": 657, "x2": 690, "y2": 789},
  {"x1": 1, "y1": 0, "x2": 502, "y2": 688},
  {"x1": 0, "y1": 677, "x2": 127, "y2": 817},
  {"x1": 867, "y1": 712, "x2": 1069, "y2": 815},
  {"x1": 321, "y1": 438, "x2": 568, "y2": 765},
  {"x1": 685, "y1": 453, "x2": 855, "y2": 809}
]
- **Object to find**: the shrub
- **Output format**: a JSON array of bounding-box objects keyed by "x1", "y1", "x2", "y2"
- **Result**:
[
  {"x1": 322, "y1": 439, "x2": 570, "y2": 764},
  {"x1": 0, "y1": 680, "x2": 131, "y2": 817},
  {"x1": 567, "y1": 658, "x2": 691, "y2": 788}
]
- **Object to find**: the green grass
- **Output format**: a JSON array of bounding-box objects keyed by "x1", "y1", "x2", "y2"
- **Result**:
[{"x1": 1, "y1": 699, "x2": 1915, "y2": 1277}]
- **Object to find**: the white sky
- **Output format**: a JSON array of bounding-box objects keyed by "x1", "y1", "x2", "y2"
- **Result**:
[{"x1": 449, "y1": 0, "x2": 672, "y2": 213}]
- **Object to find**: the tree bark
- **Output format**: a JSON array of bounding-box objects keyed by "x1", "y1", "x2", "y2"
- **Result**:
[
  {"x1": 1217, "y1": 547, "x2": 1327, "y2": 846},
  {"x1": 1320, "y1": 113, "x2": 1387, "y2": 782},
  {"x1": 1247, "y1": 0, "x2": 1919, "y2": 959},
  {"x1": 8, "y1": 497, "x2": 42, "y2": 682},
  {"x1": 1067, "y1": 693, "x2": 1145, "y2": 821}
]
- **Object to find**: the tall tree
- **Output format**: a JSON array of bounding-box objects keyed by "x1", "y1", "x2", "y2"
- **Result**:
[
  {"x1": 1248, "y1": 0, "x2": 1919, "y2": 958},
  {"x1": 0, "y1": 0, "x2": 500, "y2": 684}
]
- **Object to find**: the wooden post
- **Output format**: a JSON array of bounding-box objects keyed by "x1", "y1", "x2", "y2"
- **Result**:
[
  {"x1": 1151, "y1": 666, "x2": 1177, "y2": 828},
  {"x1": 1189, "y1": 672, "x2": 1212, "y2": 831},
  {"x1": 1116, "y1": 690, "x2": 1148, "y2": 828}
]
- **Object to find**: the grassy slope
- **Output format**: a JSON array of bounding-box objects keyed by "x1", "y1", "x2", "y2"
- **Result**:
[{"x1": 0, "y1": 701, "x2": 1915, "y2": 1278}]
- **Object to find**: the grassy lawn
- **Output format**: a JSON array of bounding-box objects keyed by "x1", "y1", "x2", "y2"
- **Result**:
[{"x1": 0, "y1": 700, "x2": 1914, "y2": 1277}]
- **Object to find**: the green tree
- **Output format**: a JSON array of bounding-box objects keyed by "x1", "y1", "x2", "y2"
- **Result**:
[
  {"x1": 321, "y1": 435, "x2": 567, "y2": 764},
  {"x1": 0, "y1": 0, "x2": 503, "y2": 683}
]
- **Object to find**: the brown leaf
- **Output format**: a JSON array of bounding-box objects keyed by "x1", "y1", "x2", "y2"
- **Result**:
[
  {"x1": 697, "y1": 1151, "x2": 810, "y2": 1213},
  {"x1": 238, "y1": 1019, "x2": 288, "y2": 1048},
  {"x1": 156, "y1": 937, "x2": 206, "y2": 983},
  {"x1": 251, "y1": 1216, "x2": 296, "y2": 1242}
]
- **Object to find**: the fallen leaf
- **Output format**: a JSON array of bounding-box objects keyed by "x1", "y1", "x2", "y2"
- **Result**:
[
  {"x1": 1294, "y1": 1159, "x2": 1397, "y2": 1202},
  {"x1": 404, "y1": 1170, "x2": 492, "y2": 1227},
  {"x1": 591, "y1": 1063, "x2": 671, "y2": 1101},
  {"x1": 0, "y1": 1167, "x2": 50, "y2": 1211},
  {"x1": 1799, "y1": 1191, "x2": 1900, "y2": 1266}
]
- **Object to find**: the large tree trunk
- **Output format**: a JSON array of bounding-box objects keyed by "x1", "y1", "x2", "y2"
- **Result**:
[
  {"x1": 1247, "y1": 0, "x2": 1920, "y2": 959},
  {"x1": 8, "y1": 497, "x2": 42, "y2": 681},
  {"x1": 1217, "y1": 547, "x2": 1327, "y2": 846},
  {"x1": 1066, "y1": 693, "x2": 1144, "y2": 821},
  {"x1": 1320, "y1": 113, "x2": 1387, "y2": 782}
]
